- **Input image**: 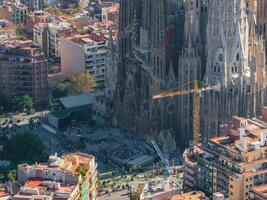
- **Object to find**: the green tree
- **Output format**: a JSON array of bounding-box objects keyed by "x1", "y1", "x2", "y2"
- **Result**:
[
  {"x1": 2, "y1": 132, "x2": 46, "y2": 165},
  {"x1": 7, "y1": 170, "x2": 16, "y2": 183},
  {"x1": 130, "y1": 165, "x2": 140, "y2": 172},
  {"x1": 18, "y1": 95, "x2": 33, "y2": 111},
  {"x1": 71, "y1": 73, "x2": 96, "y2": 94},
  {"x1": 53, "y1": 82, "x2": 72, "y2": 98},
  {"x1": 45, "y1": 7, "x2": 64, "y2": 16},
  {"x1": 16, "y1": 24, "x2": 26, "y2": 37}
]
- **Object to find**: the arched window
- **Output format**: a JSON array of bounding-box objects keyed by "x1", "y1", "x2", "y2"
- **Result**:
[{"x1": 236, "y1": 53, "x2": 240, "y2": 61}]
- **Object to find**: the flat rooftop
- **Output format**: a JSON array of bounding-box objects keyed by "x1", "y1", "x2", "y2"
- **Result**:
[
  {"x1": 65, "y1": 34, "x2": 107, "y2": 44},
  {"x1": 250, "y1": 184, "x2": 267, "y2": 199},
  {"x1": 15, "y1": 178, "x2": 78, "y2": 199},
  {"x1": 19, "y1": 153, "x2": 95, "y2": 175}
]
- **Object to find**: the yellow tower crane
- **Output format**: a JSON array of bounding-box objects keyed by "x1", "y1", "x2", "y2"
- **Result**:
[{"x1": 153, "y1": 80, "x2": 220, "y2": 146}]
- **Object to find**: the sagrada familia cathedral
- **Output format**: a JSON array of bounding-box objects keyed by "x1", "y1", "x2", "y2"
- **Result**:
[{"x1": 106, "y1": 0, "x2": 267, "y2": 148}]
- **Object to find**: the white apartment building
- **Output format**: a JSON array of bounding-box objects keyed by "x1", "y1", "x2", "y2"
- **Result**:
[
  {"x1": 48, "y1": 22, "x2": 75, "y2": 59},
  {"x1": 61, "y1": 34, "x2": 108, "y2": 88},
  {"x1": 33, "y1": 23, "x2": 49, "y2": 56}
]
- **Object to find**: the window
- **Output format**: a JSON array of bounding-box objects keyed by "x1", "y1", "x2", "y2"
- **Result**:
[
  {"x1": 236, "y1": 53, "x2": 240, "y2": 61},
  {"x1": 219, "y1": 54, "x2": 223, "y2": 62}
]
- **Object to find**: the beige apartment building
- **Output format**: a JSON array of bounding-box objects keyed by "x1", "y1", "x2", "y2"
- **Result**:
[
  {"x1": 184, "y1": 107, "x2": 267, "y2": 200},
  {"x1": 61, "y1": 34, "x2": 108, "y2": 87}
]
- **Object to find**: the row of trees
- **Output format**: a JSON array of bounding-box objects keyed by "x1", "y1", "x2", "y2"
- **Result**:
[
  {"x1": 0, "y1": 131, "x2": 47, "y2": 182},
  {"x1": 45, "y1": 6, "x2": 82, "y2": 16},
  {"x1": 0, "y1": 73, "x2": 96, "y2": 112},
  {"x1": 53, "y1": 72, "x2": 96, "y2": 98},
  {"x1": 1, "y1": 131, "x2": 46, "y2": 165}
]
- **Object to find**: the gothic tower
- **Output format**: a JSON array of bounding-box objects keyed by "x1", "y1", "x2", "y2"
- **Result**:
[
  {"x1": 114, "y1": 0, "x2": 184, "y2": 140},
  {"x1": 201, "y1": 0, "x2": 267, "y2": 140},
  {"x1": 177, "y1": 0, "x2": 203, "y2": 147}
]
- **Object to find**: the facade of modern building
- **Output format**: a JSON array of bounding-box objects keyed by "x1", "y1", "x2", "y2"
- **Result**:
[
  {"x1": 61, "y1": 34, "x2": 108, "y2": 87},
  {"x1": 20, "y1": 0, "x2": 44, "y2": 11},
  {"x1": 17, "y1": 153, "x2": 98, "y2": 200},
  {"x1": 184, "y1": 107, "x2": 267, "y2": 200},
  {"x1": 0, "y1": 39, "x2": 48, "y2": 106}
]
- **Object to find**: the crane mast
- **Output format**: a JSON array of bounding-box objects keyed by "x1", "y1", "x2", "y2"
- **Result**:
[
  {"x1": 151, "y1": 137, "x2": 171, "y2": 172},
  {"x1": 193, "y1": 80, "x2": 199, "y2": 145},
  {"x1": 153, "y1": 80, "x2": 219, "y2": 146}
]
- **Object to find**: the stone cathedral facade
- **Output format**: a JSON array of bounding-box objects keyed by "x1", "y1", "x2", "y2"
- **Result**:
[{"x1": 108, "y1": 0, "x2": 267, "y2": 148}]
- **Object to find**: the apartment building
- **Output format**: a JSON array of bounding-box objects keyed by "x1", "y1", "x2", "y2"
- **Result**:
[
  {"x1": 14, "y1": 179, "x2": 80, "y2": 200},
  {"x1": 47, "y1": 22, "x2": 76, "y2": 59},
  {"x1": 17, "y1": 153, "x2": 98, "y2": 200},
  {"x1": 88, "y1": 20, "x2": 117, "y2": 37},
  {"x1": 184, "y1": 107, "x2": 267, "y2": 200},
  {"x1": 33, "y1": 21, "x2": 76, "y2": 59},
  {"x1": 33, "y1": 23, "x2": 49, "y2": 56},
  {"x1": 0, "y1": 2, "x2": 28, "y2": 24},
  {"x1": 26, "y1": 11, "x2": 54, "y2": 34},
  {"x1": 101, "y1": 2, "x2": 119, "y2": 23},
  {"x1": 20, "y1": 0, "x2": 44, "y2": 11},
  {"x1": 0, "y1": 39, "x2": 48, "y2": 106},
  {"x1": 61, "y1": 34, "x2": 108, "y2": 87},
  {"x1": 0, "y1": 19, "x2": 16, "y2": 41},
  {"x1": 183, "y1": 147, "x2": 198, "y2": 191}
]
